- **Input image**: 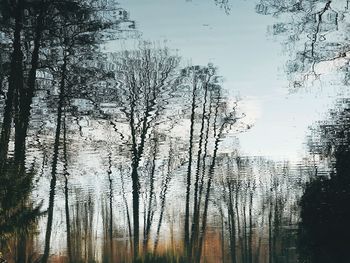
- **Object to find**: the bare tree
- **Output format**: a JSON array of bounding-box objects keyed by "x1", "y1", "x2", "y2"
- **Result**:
[
  {"x1": 110, "y1": 44, "x2": 180, "y2": 259},
  {"x1": 178, "y1": 64, "x2": 246, "y2": 262}
]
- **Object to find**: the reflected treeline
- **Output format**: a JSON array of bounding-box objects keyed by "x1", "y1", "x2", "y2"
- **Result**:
[
  {"x1": 180, "y1": 65, "x2": 244, "y2": 262},
  {"x1": 0, "y1": 28, "x2": 307, "y2": 262},
  {"x1": 70, "y1": 193, "x2": 96, "y2": 263},
  {"x1": 0, "y1": 0, "x2": 344, "y2": 263},
  {"x1": 300, "y1": 98, "x2": 350, "y2": 263},
  {"x1": 36, "y1": 155, "x2": 305, "y2": 263},
  {"x1": 211, "y1": 156, "x2": 302, "y2": 263},
  {"x1": 0, "y1": 0, "x2": 133, "y2": 262},
  {"x1": 255, "y1": 1, "x2": 350, "y2": 262}
]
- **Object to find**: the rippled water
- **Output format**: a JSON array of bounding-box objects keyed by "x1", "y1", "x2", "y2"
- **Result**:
[{"x1": 1, "y1": 1, "x2": 350, "y2": 263}]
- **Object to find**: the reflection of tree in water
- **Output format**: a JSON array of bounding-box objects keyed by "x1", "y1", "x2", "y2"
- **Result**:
[
  {"x1": 253, "y1": 2, "x2": 350, "y2": 261},
  {"x1": 0, "y1": 0, "x2": 327, "y2": 262},
  {"x1": 300, "y1": 99, "x2": 350, "y2": 263},
  {"x1": 212, "y1": 156, "x2": 301, "y2": 263},
  {"x1": 0, "y1": 0, "x2": 134, "y2": 261},
  {"x1": 256, "y1": 0, "x2": 350, "y2": 88},
  {"x1": 70, "y1": 193, "x2": 96, "y2": 263},
  {"x1": 108, "y1": 45, "x2": 181, "y2": 260},
  {"x1": 0, "y1": 160, "x2": 43, "y2": 262}
]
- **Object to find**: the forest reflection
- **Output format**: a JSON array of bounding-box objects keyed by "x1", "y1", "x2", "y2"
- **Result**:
[{"x1": 1, "y1": 0, "x2": 350, "y2": 263}]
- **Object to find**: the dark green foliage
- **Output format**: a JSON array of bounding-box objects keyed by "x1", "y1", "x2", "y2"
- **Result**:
[
  {"x1": 299, "y1": 165, "x2": 350, "y2": 263},
  {"x1": 0, "y1": 159, "x2": 44, "y2": 263},
  {"x1": 300, "y1": 100, "x2": 350, "y2": 263}
]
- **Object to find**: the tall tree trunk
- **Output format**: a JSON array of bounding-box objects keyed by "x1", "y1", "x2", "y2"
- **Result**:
[
  {"x1": 0, "y1": 0, "x2": 24, "y2": 171},
  {"x1": 87, "y1": 196, "x2": 94, "y2": 262},
  {"x1": 129, "y1": 81, "x2": 149, "y2": 260},
  {"x1": 184, "y1": 78, "x2": 198, "y2": 253},
  {"x1": 41, "y1": 55, "x2": 67, "y2": 263},
  {"x1": 243, "y1": 201, "x2": 248, "y2": 263},
  {"x1": 154, "y1": 147, "x2": 172, "y2": 253},
  {"x1": 197, "y1": 92, "x2": 213, "y2": 213},
  {"x1": 197, "y1": 125, "x2": 224, "y2": 263},
  {"x1": 228, "y1": 182, "x2": 236, "y2": 263},
  {"x1": 220, "y1": 208, "x2": 225, "y2": 263},
  {"x1": 121, "y1": 169, "x2": 133, "y2": 254},
  {"x1": 143, "y1": 138, "x2": 157, "y2": 252},
  {"x1": 191, "y1": 78, "x2": 209, "y2": 255},
  {"x1": 255, "y1": 200, "x2": 265, "y2": 263},
  {"x1": 272, "y1": 200, "x2": 279, "y2": 263},
  {"x1": 131, "y1": 161, "x2": 140, "y2": 260},
  {"x1": 15, "y1": 5, "x2": 45, "y2": 168},
  {"x1": 234, "y1": 184, "x2": 244, "y2": 263},
  {"x1": 107, "y1": 154, "x2": 114, "y2": 260},
  {"x1": 268, "y1": 199, "x2": 273, "y2": 263},
  {"x1": 63, "y1": 115, "x2": 72, "y2": 263},
  {"x1": 248, "y1": 191, "x2": 253, "y2": 263}
]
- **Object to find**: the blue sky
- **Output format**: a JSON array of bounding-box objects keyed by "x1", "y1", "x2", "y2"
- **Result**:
[{"x1": 113, "y1": 0, "x2": 339, "y2": 160}]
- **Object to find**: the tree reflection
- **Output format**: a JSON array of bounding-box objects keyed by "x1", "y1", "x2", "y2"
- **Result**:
[
  {"x1": 213, "y1": 156, "x2": 300, "y2": 263},
  {"x1": 108, "y1": 44, "x2": 180, "y2": 260},
  {"x1": 300, "y1": 98, "x2": 350, "y2": 263},
  {"x1": 0, "y1": 0, "x2": 134, "y2": 262},
  {"x1": 0, "y1": 1, "x2": 321, "y2": 262},
  {"x1": 256, "y1": 0, "x2": 350, "y2": 88},
  {"x1": 0, "y1": 160, "x2": 43, "y2": 262},
  {"x1": 255, "y1": 1, "x2": 350, "y2": 262}
]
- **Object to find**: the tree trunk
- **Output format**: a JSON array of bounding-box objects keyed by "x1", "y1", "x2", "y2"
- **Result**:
[
  {"x1": 197, "y1": 126, "x2": 223, "y2": 263},
  {"x1": 268, "y1": 199, "x2": 273, "y2": 263},
  {"x1": 0, "y1": 0, "x2": 24, "y2": 171},
  {"x1": 121, "y1": 170, "x2": 133, "y2": 255},
  {"x1": 131, "y1": 161, "x2": 140, "y2": 260},
  {"x1": 228, "y1": 182, "x2": 236, "y2": 263},
  {"x1": 15, "y1": 6, "x2": 45, "y2": 167},
  {"x1": 191, "y1": 78, "x2": 209, "y2": 255},
  {"x1": 154, "y1": 147, "x2": 172, "y2": 253},
  {"x1": 63, "y1": 116, "x2": 72, "y2": 263},
  {"x1": 248, "y1": 191, "x2": 253, "y2": 263},
  {"x1": 143, "y1": 141, "x2": 157, "y2": 252},
  {"x1": 108, "y1": 154, "x2": 114, "y2": 260},
  {"x1": 41, "y1": 56, "x2": 67, "y2": 263},
  {"x1": 184, "y1": 78, "x2": 197, "y2": 253}
]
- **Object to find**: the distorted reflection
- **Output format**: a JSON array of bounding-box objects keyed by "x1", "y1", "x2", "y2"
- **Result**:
[{"x1": 1, "y1": 0, "x2": 349, "y2": 263}]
